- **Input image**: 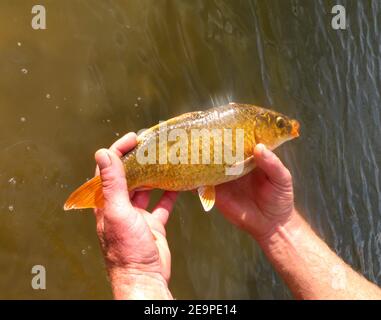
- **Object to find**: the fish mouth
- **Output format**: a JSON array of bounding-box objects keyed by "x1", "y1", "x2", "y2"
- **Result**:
[{"x1": 291, "y1": 120, "x2": 300, "y2": 138}]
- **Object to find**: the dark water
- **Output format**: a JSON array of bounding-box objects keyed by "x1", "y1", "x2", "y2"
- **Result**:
[{"x1": 0, "y1": 0, "x2": 380, "y2": 299}]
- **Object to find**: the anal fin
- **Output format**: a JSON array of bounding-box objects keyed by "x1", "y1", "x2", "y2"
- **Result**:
[{"x1": 198, "y1": 185, "x2": 215, "y2": 212}]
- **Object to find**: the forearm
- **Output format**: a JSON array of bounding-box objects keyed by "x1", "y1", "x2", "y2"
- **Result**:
[
  {"x1": 257, "y1": 210, "x2": 381, "y2": 300},
  {"x1": 108, "y1": 269, "x2": 173, "y2": 300}
]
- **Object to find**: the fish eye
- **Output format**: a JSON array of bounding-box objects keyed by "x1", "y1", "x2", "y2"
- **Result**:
[{"x1": 276, "y1": 116, "x2": 286, "y2": 129}]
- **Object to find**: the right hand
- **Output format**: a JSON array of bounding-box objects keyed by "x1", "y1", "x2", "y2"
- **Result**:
[
  {"x1": 93, "y1": 133, "x2": 177, "y2": 299},
  {"x1": 216, "y1": 143, "x2": 295, "y2": 241}
]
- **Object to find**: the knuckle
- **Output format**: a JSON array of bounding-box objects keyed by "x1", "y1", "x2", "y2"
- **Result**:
[{"x1": 101, "y1": 173, "x2": 126, "y2": 194}]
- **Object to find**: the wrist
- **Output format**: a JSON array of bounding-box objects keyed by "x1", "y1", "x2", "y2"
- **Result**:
[
  {"x1": 108, "y1": 267, "x2": 173, "y2": 300},
  {"x1": 255, "y1": 208, "x2": 303, "y2": 252}
]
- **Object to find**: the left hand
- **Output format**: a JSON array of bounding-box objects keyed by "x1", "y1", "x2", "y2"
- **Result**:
[
  {"x1": 216, "y1": 144, "x2": 295, "y2": 241},
  {"x1": 94, "y1": 132, "x2": 177, "y2": 299}
]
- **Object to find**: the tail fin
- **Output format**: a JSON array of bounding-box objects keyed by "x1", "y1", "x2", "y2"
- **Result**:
[{"x1": 64, "y1": 176, "x2": 104, "y2": 211}]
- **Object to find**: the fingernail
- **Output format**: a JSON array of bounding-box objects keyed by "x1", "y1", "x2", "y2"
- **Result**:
[
  {"x1": 256, "y1": 143, "x2": 269, "y2": 159},
  {"x1": 261, "y1": 145, "x2": 271, "y2": 159},
  {"x1": 256, "y1": 143, "x2": 265, "y2": 155},
  {"x1": 96, "y1": 149, "x2": 112, "y2": 169}
]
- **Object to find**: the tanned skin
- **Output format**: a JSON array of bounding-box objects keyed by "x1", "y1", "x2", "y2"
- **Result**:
[{"x1": 93, "y1": 133, "x2": 381, "y2": 299}]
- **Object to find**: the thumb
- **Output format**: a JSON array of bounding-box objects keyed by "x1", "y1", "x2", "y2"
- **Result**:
[
  {"x1": 95, "y1": 149, "x2": 132, "y2": 213},
  {"x1": 254, "y1": 144, "x2": 292, "y2": 187}
]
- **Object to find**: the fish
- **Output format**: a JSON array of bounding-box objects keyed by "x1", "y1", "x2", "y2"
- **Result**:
[{"x1": 64, "y1": 102, "x2": 300, "y2": 212}]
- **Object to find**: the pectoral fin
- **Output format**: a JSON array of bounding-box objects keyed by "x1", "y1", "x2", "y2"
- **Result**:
[
  {"x1": 229, "y1": 155, "x2": 254, "y2": 169},
  {"x1": 225, "y1": 155, "x2": 255, "y2": 175},
  {"x1": 197, "y1": 185, "x2": 215, "y2": 212}
]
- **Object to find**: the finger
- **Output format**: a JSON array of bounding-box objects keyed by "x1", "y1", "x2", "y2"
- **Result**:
[
  {"x1": 152, "y1": 191, "x2": 178, "y2": 226},
  {"x1": 131, "y1": 190, "x2": 151, "y2": 210},
  {"x1": 94, "y1": 132, "x2": 137, "y2": 177},
  {"x1": 254, "y1": 144, "x2": 292, "y2": 187},
  {"x1": 95, "y1": 148, "x2": 132, "y2": 221},
  {"x1": 110, "y1": 132, "x2": 138, "y2": 157}
]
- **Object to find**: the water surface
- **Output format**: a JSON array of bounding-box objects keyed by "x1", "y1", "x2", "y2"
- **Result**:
[{"x1": 0, "y1": 0, "x2": 380, "y2": 299}]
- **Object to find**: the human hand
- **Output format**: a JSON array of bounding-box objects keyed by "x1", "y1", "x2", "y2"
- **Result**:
[
  {"x1": 216, "y1": 144, "x2": 295, "y2": 241},
  {"x1": 94, "y1": 132, "x2": 177, "y2": 299}
]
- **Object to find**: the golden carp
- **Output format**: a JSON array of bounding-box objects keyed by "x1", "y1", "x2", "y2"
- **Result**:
[{"x1": 64, "y1": 103, "x2": 300, "y2": 212}]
